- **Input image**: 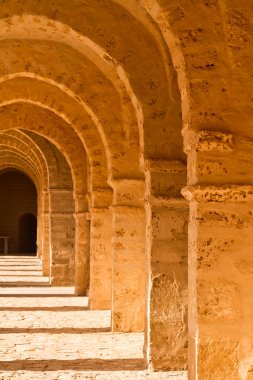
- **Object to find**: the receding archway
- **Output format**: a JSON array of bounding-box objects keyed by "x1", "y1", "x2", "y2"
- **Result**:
[
  {"x1": 18, "y1": 213, "x2": 37, "y2": 255},
  {"x1": 0, "y1": 170, "x2": 37, "y2": 255}
]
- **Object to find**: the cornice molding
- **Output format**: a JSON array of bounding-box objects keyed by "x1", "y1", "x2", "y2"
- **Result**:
[{"x1": 182, "y1": 185, "x2": 253, "y2": 203}]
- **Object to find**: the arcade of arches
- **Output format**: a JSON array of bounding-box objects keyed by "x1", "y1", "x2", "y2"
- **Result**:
[{"x1": 0, "y1": 1, "x2": 252, "y2": 379}]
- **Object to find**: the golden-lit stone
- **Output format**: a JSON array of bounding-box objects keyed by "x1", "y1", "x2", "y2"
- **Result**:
[{"x1": 0, "y1": 1, "x2": 253, "y2": 378}]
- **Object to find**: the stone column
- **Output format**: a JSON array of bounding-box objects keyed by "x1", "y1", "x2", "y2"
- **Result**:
[
  {"x1": 183, "y1": 186, "x2": 253, "y2": 380},
  {"x1": 111, "y1": 179, "x2": 146, "y2": 332},
  {"x1": 88, "y1": 208, "x2": 112, "y2": 309},
  {"x1": 144, "y1": 159, "x2": 188, "y2": 370},
  {"x1": 74, "y1": 193, "x2": 89, "y2": 296},
  {"x1": 74, "y1": 212, "x2": 89, "y2": 295},
  {"x1": 37, "y1": 194, "x2": 42, "y2": 259},
  {"x1": 182, "y1": 130, "x2": 253, "y2": 379},
  {"x1": 50, "y1": 189, "x2": 75, "y2": 286},
  {"x1": 42, "y1": 212, "x2": 50, "y2": 277},
  {"x1": 40, "y1": 190, "x2": 50, "y2": 277},
  {"x1": 87, "y1": 188, "x2": 113, "y2": 309}
]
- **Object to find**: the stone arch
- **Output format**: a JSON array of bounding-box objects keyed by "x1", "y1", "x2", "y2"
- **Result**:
[
  {"x1": 17, "y1": 128, "x2": 77, "y2": 287},
  {"x1": 0, "y1": 135, "x2": 44, "y2": 180},
  {"x1": 0, "y1": 130, "x2": 50, "y2": 266},
  {"x1": 22, "y1": 130, "x2": 76, "y2": 281},
  {"x1": 0, "y1": 7, "x2": 186, "y2": 173},
  {"x1": 6, "y1": 130, "x2": 50, "y2": 186},
  {"x1": 0, "y1": 160, "x2": 40, "y2": 191},
  {"x1": 0, "y1": 166, "x2": 37, "y2": 186},
  {"x1": 0, "y1": 74, "x2": 110, "y2": 190},
  {"x1": 0, "y1": 37, "x2": 141, "y2": 181},
  {"x1": 0, "y1": 141, "x2": 47, "y2": 265},
  {"x1": 0, "y1": 149, "x2": 42, "y2": 183},
  {"x1": 0, "y1": 124, "x2": 78, "y2": 287},
  {"x1": 0, "y1": 102, "x2": 88, "y2": 198},
  {"x1": 24, "y1": 131, "x2": 73, "y2": 191},
  {"x1": 0, "y1": 103, "x2": 89, "y2": 290},
  {"x1": 0, "y1": 6, "x2": 184, "y2": 158},
  {"x1": 0, "y1": 1, "x2": 190, "y2": 371}
]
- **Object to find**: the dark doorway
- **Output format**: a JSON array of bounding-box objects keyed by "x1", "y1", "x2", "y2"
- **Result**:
[
  {"x1": 18, "y1": 213, "x2": 37, "y2": 254},
  {"x1": 0, "y1": 170, "x2": 37, "y2": 254}
]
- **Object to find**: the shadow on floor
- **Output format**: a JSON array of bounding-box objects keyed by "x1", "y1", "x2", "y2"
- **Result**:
[{"x1": 0, "y1": 359, "x2": 147, "y2": 371}]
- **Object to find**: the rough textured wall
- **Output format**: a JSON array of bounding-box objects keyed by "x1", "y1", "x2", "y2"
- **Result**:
[
  {"x1": 0, "y1": 0, "x2": 252, "y2": 377},
  {"x1": 0, "y1": 171, "x2": 37, "y2": 254}
]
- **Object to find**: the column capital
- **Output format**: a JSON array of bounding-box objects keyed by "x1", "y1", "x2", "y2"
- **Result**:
[
  {"x1": 110, "y1": 178, "x2": 145, "y2": 207},
  {"x1": 87, "y1": 188, "x2": 113, "y2": 208},
  {"x1": 86, "y1": 207, "x2": 111, "y2": 220},
  {"x1": 144, "y1": 159, "x2": 186, "y2": 199},
  {"x1": 110, "y1": 204, "x2": 145, "y2": 214},
  {"x1": 50, "y1": 188, "x2": 75, "y2": 213},
  {"x1": 184, "y1": 130, "x2": 234, "y2": 153},
  {"x1": 182, "y1": 185, "x2": 253, "y2": 203},
  {"x1": 145, "y1": 195, "x2": 187, "y2": 208},
  {"x1": 143, "y1": 159, "x2": 186, "y2": 173},
  {"x1": 74, "y1": 212, "x2": 90, "y2": 220},
  {"x1": 74, "y1": 192, "x2": 89, "y2": 212},
  {"x1": 49, "y1": 188, "x2": 73, "y2": 194},
  {"x1": 50, "y1": 212, "x2": 74, "y2": 218}
]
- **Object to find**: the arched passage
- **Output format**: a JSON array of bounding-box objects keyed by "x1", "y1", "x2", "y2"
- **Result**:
[
  {"x1": 18, "y1": 213, "x2": 37, "y2": 254},
  {"x1": 0, "y1": 1, "x2": 187, "y2": 371},
  {"x1": 0, "y1": 170, "x2": 37, "y2": 255}
]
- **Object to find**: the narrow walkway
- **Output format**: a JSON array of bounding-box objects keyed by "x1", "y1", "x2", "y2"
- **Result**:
[{"x1": 0, "y1": 256, "x2": 187, "y2": 379}]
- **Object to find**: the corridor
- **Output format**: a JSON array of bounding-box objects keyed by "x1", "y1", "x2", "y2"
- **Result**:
[{"x1": 0, "y1": 256, "x2": 186, "y2": 379}]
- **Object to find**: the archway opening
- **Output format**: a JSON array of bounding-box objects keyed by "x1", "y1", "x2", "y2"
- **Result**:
[
  {"x1": 0, "y1": 170, "x2": 37, "y2": 256},
  {"x1": 18, "y1": 213, "x2": 37, "y2": 255}
]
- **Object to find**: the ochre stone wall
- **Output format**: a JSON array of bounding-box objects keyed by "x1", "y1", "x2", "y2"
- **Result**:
[
  {"x1": 0, "y1": 1, "x2": 252, "y2": 378},
  {"x1": 0, "y1": 171, "x2": 37, "y2": 254}
]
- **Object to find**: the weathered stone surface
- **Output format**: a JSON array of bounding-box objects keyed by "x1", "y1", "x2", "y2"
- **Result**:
[
  {"x1": 50, "y1": 214, "x2": 75, "y2": 286},
  {"x1": 0, "y1": 371, "x2": 187, "y2": 380},
  {"x1": 89, "y1": 208, "x2": 112, "y2": 309},
  {"x1": 0, "y1": 1, "x2": 253, "y2": 378},
  {"x1": 198, "y1": 280, "x2": 241, "y2": 321},
  {"x1": 182, "y1": 185, "x2": 253, "y2": 203},
  {"x1": 0, "y1": 257, "x2": 187, "y2": 379},
  {"x1": 74, "y1": 213, "x2": 89, "y2": 296},
  {"x1": 187, "y1": 196, "x2": 253, "y2": 379},
  {"x1": 185, "y1": 131, "x2": 234, "y2": 153},
  {"x1": 198, "y1": 337, "x2": 240, "y2": 380}
]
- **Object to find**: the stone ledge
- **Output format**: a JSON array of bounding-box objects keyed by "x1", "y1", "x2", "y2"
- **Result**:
[
  {"x1": 0, "y1": 370, "x2": 188, "y2": 379},
  {"x1": 144, "y1": 159, "x2": 186, "y2": 173},
  {"x1": 50, "y1": 212, "x2": 74, "y2": 218},
  {"x1": 181, "y1": 185, "x2": 253, "y2": 203},
  {"x1": 49, "y1": 188, "x2": 73, "y2": 193},
  {"x1": 145, "y1": 196, "x2": 186, "y2": 208},
  {"x1": 185, "y1": 131, "x2": 234, "y2": 153},
  {"x1": 110, "y1": 205, "x2": 145, "y2": 214},
  {"x1": 87, "y1": 188, "x2": 113, "y2": 208},
  {"x1": 74, "y1": 212, "x2": 89, "y2": 220},
  {"x1": 110, "y1": 179, "x2": 145, "y2": 208},
  {"x1": 86, "y1": 208, "x2": 111, "y2": 219}
]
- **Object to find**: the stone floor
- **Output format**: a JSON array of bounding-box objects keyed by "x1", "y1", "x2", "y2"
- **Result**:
[{"x1": 0, "y1": 256, "x2": 188, "y2": 379}]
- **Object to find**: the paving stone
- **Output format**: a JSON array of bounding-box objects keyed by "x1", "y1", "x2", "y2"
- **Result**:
[
  {"x1": 0, "y1": 286, "x2": 76, "y2": 295},
  {"x1": 0, "y1": 270, "x2": 43, "y2": 275},
  {"x1": 0, "y1": 266, "x2": 42, "y2": 270},
  {"x1": 0, "y1": 256, "x2": 188, "y2": 379},
  {"x1": 0, "y1": 296, "x2": 89, "y2": 309},
  {"x1": 0, "y1": 370, "x2": 188, "y2": 379},
  {"x1": 0, "y1": 332, "x2": 144, "y2": 360},
  {"x1": 0, "y1": 310, "x2": 111, "y2": 331},
  {"x1": 0, "y1": 275, "x2": 49, "y2": 283}
]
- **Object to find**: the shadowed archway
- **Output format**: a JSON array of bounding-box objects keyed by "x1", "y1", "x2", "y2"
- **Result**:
[
  {"x1": 18, "y1": 213, "x2": 37, "y2": 255},
  {"x1": 0, "y1": 170, "x2": 37, "y2": 255}
]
